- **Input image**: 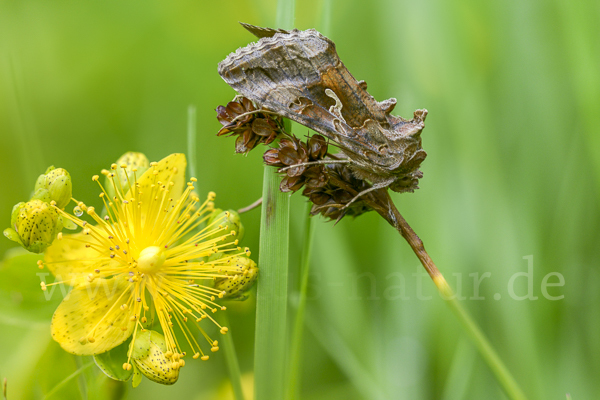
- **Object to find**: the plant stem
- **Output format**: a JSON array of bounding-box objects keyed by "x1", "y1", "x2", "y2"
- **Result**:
[
  {"x1": 43, "y1": 362, "x2": 94, "y2": 400},
  {"x1": 187, "y1": 105, "x2": 197, "y2": 180},
  {"x1": 286, "y1": 204, "x2": 315, "y2": 399},
  {"x1": 187, "y1": 102, "x2": 245, "y2": 399},
  {"x1": 254, "y1": 119, "x2": 292, "y2": 400},
  {"x1": 221, "y1": 313, "x2": 245, "y2": 400},
  {"x1": 369, "y1": 190, "x2": 528, "y2": 400}
]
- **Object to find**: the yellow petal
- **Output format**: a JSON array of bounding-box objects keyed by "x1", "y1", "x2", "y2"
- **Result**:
[
  {"x1": 126, "y1": 153, "x2": 187, "y2": 208},
  {"x1": 44, "y1": 232, "x2": 107, "y2": 285},
  {"x1": 51, "y1": 276, "x2": 135, "y2": 355}
]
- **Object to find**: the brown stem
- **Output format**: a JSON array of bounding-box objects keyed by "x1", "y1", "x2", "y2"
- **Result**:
[
  {"x1": 368, "y1": 190, "x2": 443, "y2": 283},
  {"x1": 238, "y1": 197, "x2": 263, "y2": 214}
]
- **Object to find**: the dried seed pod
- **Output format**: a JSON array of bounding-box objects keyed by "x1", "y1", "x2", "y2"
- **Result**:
[{"x1": 216, "y1": 97, "x2": 284, "y2": 153}]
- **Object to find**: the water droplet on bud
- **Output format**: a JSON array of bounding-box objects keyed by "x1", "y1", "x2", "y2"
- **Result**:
[{"x1": 73, "y1": 206, "x2": 83, "y2": 217}]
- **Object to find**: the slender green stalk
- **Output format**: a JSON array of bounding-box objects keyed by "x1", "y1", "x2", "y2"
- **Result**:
[
  {"x1": 368, "y1": 191, "x2": 528, "y2": 400},
  {"x1": 445, "y1": 294, "x2": 528, "y2": 400},
  {"x1": 286, "y1": 205, "x2": 314, "y2": 399},
  {"x1": 188, "y1": 104, "x2": 244, "y2": 398},
  {"x1": 43, "y1": 362, "x2": 94, "y2": 400},
  {"x1": 187, "y1": 105, "x2": 197, "y2": 180},
  {"x1": 254, "y1": 124, "x2": 292, "y2": 400},
  {"x1": 221, "y1": 313, "x2": 245, "y2": 400}
]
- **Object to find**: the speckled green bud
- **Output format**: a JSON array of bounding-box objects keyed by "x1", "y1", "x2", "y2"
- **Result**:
[
  {"x1": 4, "y1": 200, "x2": 60, "y2": 253},
  {"x1": 207, "y1": 209, "x2": 245, "y2": 244},
  {"x1": 129, "y1": 330, "x2": 179, "y2": 386},
  {"x1": 214, "y1": 256, "x2": 258, "y2": 301},
  {"x1": 104, "y1": 152, "x2": 149, "y2": 200},
  {"x1": 34, "y1": 166, "x2": 72, "y2": 209}
]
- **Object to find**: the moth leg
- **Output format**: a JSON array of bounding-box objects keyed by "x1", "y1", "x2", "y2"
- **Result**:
[{"x1": 277, "y1": 159, "x2": 351, "y2": 173}]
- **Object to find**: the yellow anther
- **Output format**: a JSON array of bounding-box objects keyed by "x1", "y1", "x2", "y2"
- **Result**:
[
  {"x1": 40, "y1": 282, "x2": 47, "y2": 291},
  {"x1": 111, "y1": 163, "x2": 118, "y2": 170},
  {"x1": 193, "y1": 353, "x2": 200, "y2": 359},
  {"x1": 201, "y1": 355, "x2": 209, "y2": 361},
  {"x1": 88, "y1": 337, "x2": 95, "y2": 343},
  {"x1": 211, "y1": 346, "x2": 219, "y2": 352},
  {"x1": 57, "y1": 232, "x2": 63, "y2": 240},
  {"x1": 220, "y1": 327, "x2": 228, "y2": 334},
  {"x1": 92, "y1": 175, "x2": 99, "y2": 181}
]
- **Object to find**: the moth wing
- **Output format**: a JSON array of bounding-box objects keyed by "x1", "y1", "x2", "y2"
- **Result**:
[{"x1": 218, "y1": 28, "x2": 394, "y2": 159}]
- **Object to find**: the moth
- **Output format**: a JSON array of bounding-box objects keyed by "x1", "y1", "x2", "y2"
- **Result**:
[{"x1": 218, "y1": 23, "x2": 428, "y2": 201}]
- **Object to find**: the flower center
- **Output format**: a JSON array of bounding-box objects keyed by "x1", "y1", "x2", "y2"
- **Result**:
[{"x1": 137, "y1": 246, "x2": 166, "y2": 273}]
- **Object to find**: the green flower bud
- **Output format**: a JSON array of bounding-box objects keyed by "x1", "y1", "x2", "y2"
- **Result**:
[
  {"x1": 129, "y1": 330, "x2": 179, "y2": 386},
  {"x1": 4, "y1": 200, "x2": 60, "y2": 253},
  {"x1": 207, "y1": 209, "x2": 245, "y2": 244},
  {"x1": 214, "y1": 256, "x2": 258, "y2": 301},
  {"x1": 34, "y1": 166, "x2": 72, "y2": 209},
  {"x1": 104, "y1": 152, "x2": 149, "y2": 200}
]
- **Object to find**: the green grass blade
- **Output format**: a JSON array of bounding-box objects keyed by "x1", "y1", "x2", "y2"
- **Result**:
[
  {"x1": 286, "y1": 205, "x2": 314, "y2": 399},
  {"x1": 254, "y1": 4, "x2": 294, "y2": 398},
  {"x1": 254, "y1": 163, "x2": 291, "y2": 400}
]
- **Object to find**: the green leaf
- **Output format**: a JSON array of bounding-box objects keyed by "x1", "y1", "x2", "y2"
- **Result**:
[
  {"x1": 0, "y1": 248, "x2": 62, "y2": 324},
  {"x1": 93, "y1": 341, "x2": 132, "y2": 382}
]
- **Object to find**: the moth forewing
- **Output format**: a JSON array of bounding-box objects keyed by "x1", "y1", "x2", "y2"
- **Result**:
[{"x1": 218, "y1": 24, "x2": 428, "y2": 194}]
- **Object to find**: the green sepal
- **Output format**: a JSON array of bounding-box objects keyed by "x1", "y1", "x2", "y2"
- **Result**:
[
  {"x1": 213, "y1": 255, "x2": 258, "y2": 301},
  {"x1": 8, "y1": 200, "x2": 60, "y2": 253},
  {"x1": 93, "y1": 341, "x2": 133, "y2": 382},
  {"x1": 31, "y1": 188, "x2": 52, "y2": 203},
  {"x1": 3, "y1": 228, "x2": 23, "y2": 246},
  {"x1": 132, "y1": 365, "x2": 143, "y2": 388},
  {"x1": 129, "y1": 330, "x2": 179, "y2": 385},
  {"x1": 34, "y1": 166, "x2": 72, "y2": 209},
  {"x1": 207, "y1": 209, "x2": 245, "y2": 244}
]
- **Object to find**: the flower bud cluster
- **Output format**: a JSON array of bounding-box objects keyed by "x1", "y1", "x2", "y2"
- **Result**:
[{"x1": 4, "y1": 166, "x2": 74, "y2": 253}]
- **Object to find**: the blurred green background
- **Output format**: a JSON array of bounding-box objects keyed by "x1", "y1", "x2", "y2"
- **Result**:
[{"x1": 1, "y1": 0, "x2": 598, "y2": 399}]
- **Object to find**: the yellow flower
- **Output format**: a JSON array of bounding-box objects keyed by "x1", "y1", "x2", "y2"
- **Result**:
[{"x1": 40, "y1": 153, "x2": 251, "y2": 370}]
